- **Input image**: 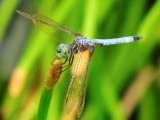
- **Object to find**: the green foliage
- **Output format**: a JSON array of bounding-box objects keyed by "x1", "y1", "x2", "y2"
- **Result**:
[{"x1": 0, "y1": 0, "x2": 160, "y2": 120}]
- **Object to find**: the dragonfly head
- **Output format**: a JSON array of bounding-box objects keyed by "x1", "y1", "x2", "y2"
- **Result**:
[{"x1": 56, "y1": 44, "x2": 69, "y2": 59}]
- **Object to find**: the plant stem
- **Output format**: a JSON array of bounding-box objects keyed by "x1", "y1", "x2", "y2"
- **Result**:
[{"x1": 37, "y1": 88, "x2": 53, "y2": 120}]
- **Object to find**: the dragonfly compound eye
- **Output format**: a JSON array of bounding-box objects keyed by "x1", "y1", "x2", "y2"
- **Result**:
[
  {"x1": 56, "y1": 44, "x2": 69, "y2": 59},
  {"x1": 56, "y1": 49, "x2": 61, "y2": 54}
]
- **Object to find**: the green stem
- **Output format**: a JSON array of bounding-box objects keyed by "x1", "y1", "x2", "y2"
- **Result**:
[{"x1": 37, "y1": 88, "x2": 53, "y2": 120}]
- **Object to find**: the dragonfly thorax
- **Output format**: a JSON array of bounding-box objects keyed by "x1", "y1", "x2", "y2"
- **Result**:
[{"x1": 56, "y1": 44, "x2": 70, "y2": 58}]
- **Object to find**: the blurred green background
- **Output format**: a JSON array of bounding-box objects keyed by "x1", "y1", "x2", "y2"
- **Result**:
[{"x1": 0, "y1": 0, "x2": 160, "y2": 120}]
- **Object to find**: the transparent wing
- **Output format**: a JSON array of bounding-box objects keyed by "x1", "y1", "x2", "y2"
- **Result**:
[
  {"x1": 16, "y1": 10, "x2": 83, "y2": 44},
  {"x1": 65, "y1": 50, "x2": 91, "y2": 117}
]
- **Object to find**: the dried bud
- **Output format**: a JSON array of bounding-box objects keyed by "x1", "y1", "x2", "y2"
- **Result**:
[{"x1": 45, "y1": 60, "x2": 62, "y2": 89}]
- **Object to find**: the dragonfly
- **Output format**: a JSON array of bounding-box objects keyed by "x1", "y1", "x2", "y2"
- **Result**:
[{"x1": 16, "y1": 10, "x2": 142, "y2": 117}]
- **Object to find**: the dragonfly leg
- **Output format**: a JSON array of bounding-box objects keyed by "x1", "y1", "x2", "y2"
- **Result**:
[
  {"x1": 59, "y1": 55, "x2": 74, "y2": 72},
  {"x1": 51, "y1": 57, "x2": 69, "y2": 66},
  {"x1": 62, "y1": 55, "x2": 73, "y2": 67}
]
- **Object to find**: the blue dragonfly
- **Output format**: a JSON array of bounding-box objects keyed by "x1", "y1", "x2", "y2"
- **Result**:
[{"x1": 16, "y1": 10, "x2": 142, "y2": 117}]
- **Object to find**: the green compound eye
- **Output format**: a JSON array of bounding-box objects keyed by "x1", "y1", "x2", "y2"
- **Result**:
[
  {"x1": 56, "y1": 44, "x2": 69, "y2": 58},
  {"x1": 56, "y1": 49, "x2": 61, "y2": 54}
]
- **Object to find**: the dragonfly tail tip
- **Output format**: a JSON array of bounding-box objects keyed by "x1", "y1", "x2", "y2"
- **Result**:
[{"x1": 134, "y1": 36, "x2": 143, "y2": 41}]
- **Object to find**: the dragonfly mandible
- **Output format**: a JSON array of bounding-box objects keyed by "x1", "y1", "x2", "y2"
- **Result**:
[{"x1": 16, "y1": 10, "x2": 142, "y2": 117}]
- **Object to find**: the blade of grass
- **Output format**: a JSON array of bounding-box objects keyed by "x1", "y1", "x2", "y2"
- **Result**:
[
  {"x1": 138, "y1": 86, "x2": 159, "y2": 120},
  {"x1": 37, "y1": 89, "x2": 53, "y2": 120},
  {"x1": 81, "y1": 0, "x2": 99, "y2": 37},
  {"x1": 17, "y1": 88, "x2": 41, "y2": 120},
  {"x1": 79, "y1": 102, "x2": 105, "y2": 120},
  {"x1": 121, "y1": 66, "x2": 157, "y2": 117},
  {"x1": 120, "y1": 0, "x2": 147, "y2": 35},
  {"x1": 0, "y1": 0, "x2": 20, "y2": 41},
  {"x1": 2, "y1": 66, "x2": 40, "y2": 120},
  {"x1": 101, "y1": 80, "x2": 126, "y2": 120},
  {"x1": 96, "y1": 0, "x2": 119, "y2": 25}
]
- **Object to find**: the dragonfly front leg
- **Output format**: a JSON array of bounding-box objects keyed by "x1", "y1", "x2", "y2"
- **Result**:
[
  {"x1": 51, "y1": 57, "x2": 69, "y2": 66},
  {"x1": 54, "y1": 55, "x2": 74, "y2": 72},
  {"x1": 61, "y1": 55, "x2": 74, "y2": 72}
]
